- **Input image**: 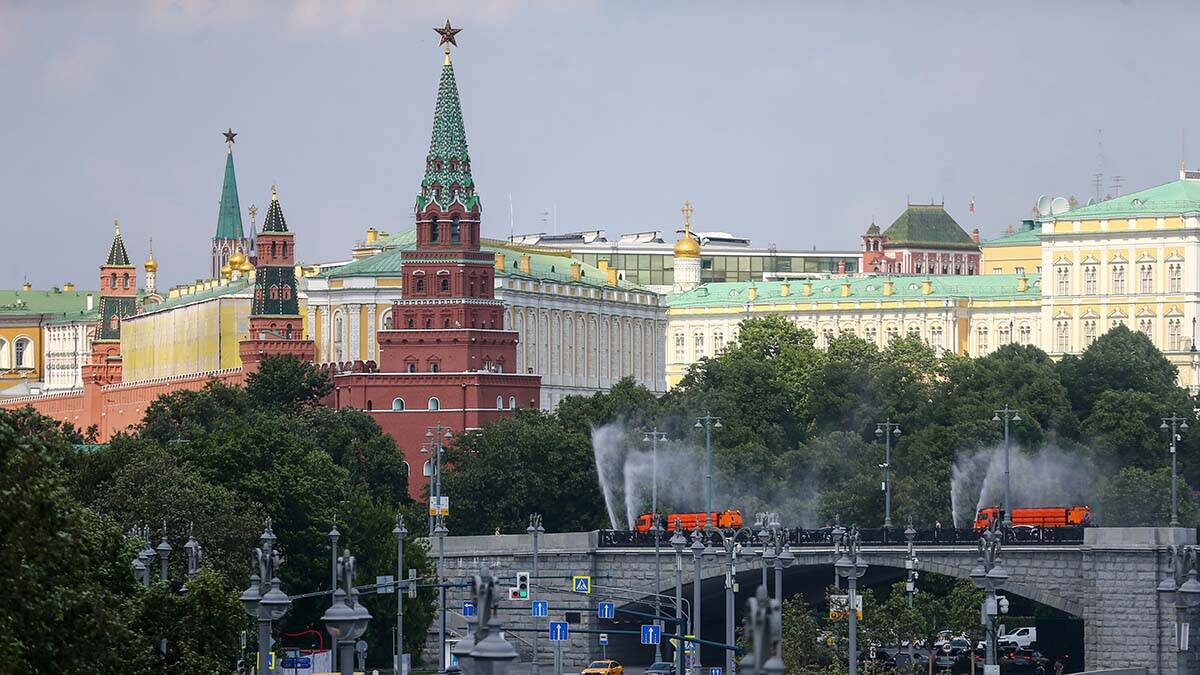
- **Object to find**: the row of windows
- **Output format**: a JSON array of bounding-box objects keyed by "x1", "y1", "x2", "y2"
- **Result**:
[
  {"x1": 387, "y1": 395, "x2": 519, "y2": 412},
  {"x1": 0, "y1": 337, "x2": 34, "y2": 369},
  {"x1": 975, "y1": 324, "x2": 1035, "y2": 352},
  {"x1": 109, "y1": 272, "x2": 132, "y2": 290},
  {"x1": 1053, "y1": 317, "x2": 1189, "y2": 352},
  {"x1": 1053, "y1": 262, "x2": 1183, "y2": 295},
  {"x1": 253, "y1": 285, "x2": 293, "y2": 301},
  {"x1": 574, "y1": 253, "x2": 856, "y2": 286}
]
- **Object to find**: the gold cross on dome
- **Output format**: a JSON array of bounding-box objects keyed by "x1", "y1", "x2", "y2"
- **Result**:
[{"x1": 681, "y1": 201, "x2": 694, "y2": 229}]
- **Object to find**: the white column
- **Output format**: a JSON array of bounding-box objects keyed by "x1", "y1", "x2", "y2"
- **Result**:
[{"x1": 366, "y1": 304, "x2": 377, "y2": 360}]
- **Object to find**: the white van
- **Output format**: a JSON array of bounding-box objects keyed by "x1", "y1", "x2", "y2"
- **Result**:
[{"x1": 997, "y1": 627, "x2": 1036, "y2": 648}]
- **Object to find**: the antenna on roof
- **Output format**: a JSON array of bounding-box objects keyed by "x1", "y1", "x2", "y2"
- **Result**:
[
  {"x1": 1110, "y1": 175, "x2": 1124, "y2": 197},
  {"x1": 508, "y1": 193, "x2": 515, "y2": 241},
  {"x1": 1183, "y1": 129, "x2": 1188, "y2": 172},
  {"x1": 1093, "y1": 129, "x2": 1105, "y2": 202}
]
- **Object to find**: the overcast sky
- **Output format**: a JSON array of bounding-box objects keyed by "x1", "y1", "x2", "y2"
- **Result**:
[{"x1": 2, "y1": 0, "x2": 1197, "y2": 290}]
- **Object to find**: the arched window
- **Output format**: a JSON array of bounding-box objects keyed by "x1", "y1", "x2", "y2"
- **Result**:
[
  {"x1": 271, "y1": 241, "x2": 277, "y2": 257},
  {"x1": 0, "y1": 338, "x2": 8, "y2": 369},
  {"x1": 977, "y1": 325, "x2": 989, "y2": 353},
  {"x1": 392, "y1": 397, "x2": 405, "y2": 411},
  {"x1": 282, "y1": 285, "x2": 292, "y2": 300},
  {"x1": 508, "y1": 396, "x2": 517, "y2": 409},
  {"x1": 428, "y1": 397, "x2": 440, "y2": 411},
  {"x1": 269, "y1": 285, "x2": 279, "y2": 300},
  {"x1": 423, "y1": 459, "x2": 433, "y2": 477},
  {"x1": 14, "y1": 337, "x2": 32, "y2": 368},
  {"x1": 366, "y1": 399, "x2": 373, "y2": 410},
  {"x1": 281, "y1": 241, "x2": 288, "y2": 257},
  {"x1": 407, "y1": 363, "x2": 417, "y2": 373},
  {"x1": 451, "y1": 215, "x2": 461, "y2": 243},
  {"x1": 443, "y1": 318, "x2": 451, "y2": 328},
  {"x1": 407, "y1": 318, "x2": 415, "y2": 328},
  {"x1": 402, "y1": 460, "x2": 410, "y2": 476},
  {"x1": 415, "y1": 277, "x2": 425, "y2": 292},
  {"x1": 496, "y1": 395, "x2": 504, "y2": 409},
  {"x1": 430, "y1": 362, "x2": 440, "y2": 373},
  {"x1": 430, "y1": 217, "x2": 440, "y2": 243},
  {"x1": 122, "y1": 273, "x2": 130, "y2": 289},
  {"x1": 440, "y1": 278, "x2": 450, "y2": 292},
  {"x1": 110, "y1": 272, "x2": 116, "y2": 288}
]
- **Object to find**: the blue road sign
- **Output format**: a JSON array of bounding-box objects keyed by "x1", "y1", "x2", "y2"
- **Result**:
[
  {"x1": 462, "y1": 601, "x2": 476, "y2": 618},
  {"x1": 572, "y1": 575, "x2": 592, "y2": 593},
  {"x1": 597, "y1": 601, "x2": 615, "y2": 619},
  {"x1": 599, "y1": 633, "x2": 609, "y2": 646},
  {"x1": 640, "y1": 624, "x2": 662, "y2": 645},
  {"x1": 549, "y1": 621, "x2": 570, "y2": 641},
  {"x1": 708, "y1": 668, "x2": 723, "y2": 675},
  {"x1": 532, "y1": 600, "x2": 549, "y2": 617},
  {"x1": 281, "y1": 656, "x2": 312, "y2": 668}
]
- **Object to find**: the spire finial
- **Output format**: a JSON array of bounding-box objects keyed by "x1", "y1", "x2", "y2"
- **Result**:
[
  {"x1": 148, "y1": 237, "x2": 154, "y2": 257},
  {"x1": 681, "y1": 200, "x2": 695, "y2": 234},
  {"x1": 248, "y1": 204, "x2": 258, "y2": 228},
  {"x1": 436, "y1": 19, "x2": 461, "y2": 64},
  {"x1": 1183, "y1": 129, "x2": 1187, "y2": 172},
  {"x1": 223, "y1": 127, "x2": 237, "y2": 152},
  {"x1": 271, "y1": 183, "x2": 279, "y2": 201},
  {"x1": 114, "y1": 218, "x2": 120, "y2": 236}
]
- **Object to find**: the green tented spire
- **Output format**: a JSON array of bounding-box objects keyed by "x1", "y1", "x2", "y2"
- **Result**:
[
  {"x1": 262, "y1": 185, "x2": 288, "y2": 232},
  {"x1": 417, "y1": 55, "x2": 478, "y2": 211},
  {"x1": 107, "y1": 219, "x2": 131, "y2": 266},
  {"x1": 215, "y1": 146, "x2": 244, "y2": 240}
]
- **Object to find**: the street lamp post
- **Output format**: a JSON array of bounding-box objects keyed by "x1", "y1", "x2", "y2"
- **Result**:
[
  {"x1": 1191, "y1": 318, "x2": 1199, "y2": 398},
  {"x1": 739, "y1": 586, "x2": 785, "y2": 675},
  {"x1": 834, "y1": 527, "x2": 867, "y2": 675},
  {"x1": 991, "y1": 406, "x2": 1022, "y2": 528},
  {"x1": 1162, "y1": 415, "x2": 1190, "y2": 527},
  {"x1": 874, "y1": 420, "x2": 902, "y2": 528},
  {"x1": 831, "y1": 518, "x2": 845, "y2": 590},
  {"x1": 904, "y1": 518, "x2": 918, "y2": 608},
  {"x1": 670, "y1": 523, "x2": 688, "y2": 675},
  {"x1": 644, "y1": 429, "x2": 669, "y2": 663},
  {"x1": 708, "y1": 526, "x2": 756, "y2": 675},
  {"x1": 425, "y1": 425, "x2": 453, "y2": 674},
  {"x1": 690, "y1": 527, "x2": 706, "y2": 673},
  {"x1": 464, "y1": 566, "x2": 520, "y2": 675},
  {"x1": 969, "y1": 523, "x2": 1010, "y2": 668},
  {"x1": 527, "y1": 513, "x2": 545, "y2": 674},
  {"x1": 240, "y1": 518, "x2": 291, "y2": 675},
  {"x1": 394, "y1": 514, "x2": 408, "y2": 675},
  {"x1": 694, "y1": 414, "x2": 722, "y2": 519},
  {"x1": 322, "y1": 548, "x2": 373, "y2": 675},
  {"x1": 1156, "y1": 545, "x2": 1200, "y2": 674}
]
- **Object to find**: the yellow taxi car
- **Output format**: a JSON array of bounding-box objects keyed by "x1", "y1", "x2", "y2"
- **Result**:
[{"x1": 581, "y1": 659, "x2": 624, "y2": 675}]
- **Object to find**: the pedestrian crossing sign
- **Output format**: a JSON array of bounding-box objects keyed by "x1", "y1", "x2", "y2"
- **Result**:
[{"x1": 572, "y1": 575, "x2": 592, "y2": 594}]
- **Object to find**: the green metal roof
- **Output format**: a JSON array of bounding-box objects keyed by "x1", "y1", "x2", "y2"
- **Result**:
[
  {"x1": 214, "y1": 150, "x2": 244, "y2": 240},
  {"x1": 882, "y1": 204, "x2": 978, "y2": 250},
  {"x1": 47, "y1": 308, "x2": 100, "y2": 325},
  {"x1": 318, "y1": 229, "x2": 640, "y2": 289},
  {"x1": 981, "y1": 226, "x2": 1040, "y2": 248},
  {"x1": 1054, "y1": 177, "x2": 1200, "y2": 220},
  {"x1": 416, "y1": 59, "x2": 478, "y2": 212},
  {"x1": 0, "y1": 289, "x2": 98, "y2": 316},
  {"x1": 144, "y1": 278, "x2": 251, "y2": 314},
  {"x1": 667, "y1": 274, "x2": 1041, "y2": 309},
  {"x1": 261, "y1": 189, "x2": 288, "y2": 233},
  {"x1": 107, "y1": 229, "x2": 131, "y2": 266}
]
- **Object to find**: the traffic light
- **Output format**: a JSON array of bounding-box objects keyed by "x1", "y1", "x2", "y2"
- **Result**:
[
  {"x1": 516, "y1": 571, "x2": 531, "y2": 599},
  {"x1": 509, "y1": 587, "x2": 521, "y2": 600}
]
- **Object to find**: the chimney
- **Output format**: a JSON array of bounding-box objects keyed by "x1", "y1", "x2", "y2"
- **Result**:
[
  {"x1": 597, "y1": 259, "x2": 610, "y2": 272},
  {"x1": 971, "y1": 228, "x2": 981, "y2": 244},
  {"x1": 606, "y1": 268, "x2": 619, "y2": 285},
  {"x1": 64, "y1": 282, "x2": 75, "y2": 292},
  {"x1": 779, "y1": 282, "x2": 791, "y2": 297},
  {"x1": 922, "y1": 278, "x2": 933, "y2": 295},
  {"x1": 570, "y1": 262, "x2": 582, "y2": 281},
  {"x1": 518, "y1": 255, "x2": 532, "y2": 275},
  {"x1": 366, "y1": 227, "x2": 378, "y2": 243},
  {"x1": 494, "y1": 253, "x2": 506, "y2": 271},
  {"x1": 883, "y1": 279, "x2": 894, "y2": 296},
  {"x1": 747, "y1": 285, "x2": 758, "y2": 300},
  {"x1": 841, "y1": 281, "x2": 852, "y2": 297},
  {"x1": 803, "y1": 281, "x2": 813, "y2": 296},
  {"x1": 1018, "y1": 275, "x2": 1029, "y2": 292},
  {"x1": 86, "y1": 294, "x2": 94, "y2": 311}
]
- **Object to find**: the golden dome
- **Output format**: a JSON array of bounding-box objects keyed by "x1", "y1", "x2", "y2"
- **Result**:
[
  {"x1": 144, "y1": 257, "x2": 158, "y2": 273},
  {"x1": 673, "y1": 199, "x2": 701, "y2": 258},
  {"x1": 229, "y1": 249, "x2": 246, "y2": 267},
  {"x1": 220, "y1": 262, "x2": 233, "y2": 279},
  {"x1": 237, "y1": 256, "x2": 254, "y2": 273},
  {"x1": 674, "y1": 234, "x2": 700, "y2": 258}
]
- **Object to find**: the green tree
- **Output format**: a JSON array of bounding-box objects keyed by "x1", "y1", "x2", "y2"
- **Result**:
[
  {"x1": 245, "y1": 353, "x2": 333, "y2": 407},
  {"x1": 443, "y1": 409, "x2": 608, "y2": 534},
  {"x1": 1058, "y1": 325, "x2": 1180, "y2": 416},
  {"x1": 1084, "y1": 389, "x2": 1178, "y2": 469},
  {"x1": 1098, "y1": 466, "x2": 1199, "y2": 526}
]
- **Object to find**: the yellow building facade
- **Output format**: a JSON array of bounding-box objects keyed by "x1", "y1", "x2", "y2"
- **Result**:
[
  {"x1": 0, "y1": 286, "x2": 97, "y2": 396},
  {"x1": 980, "y1": 221, "x2": 1042, "y2": 275}
]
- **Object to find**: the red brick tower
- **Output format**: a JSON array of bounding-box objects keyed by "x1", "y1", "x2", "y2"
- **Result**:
[{"x1": 330, "y1": 25, "x2": 540, "y2": 498}]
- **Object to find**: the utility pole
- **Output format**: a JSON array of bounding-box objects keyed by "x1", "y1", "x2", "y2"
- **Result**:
[
  {"x1": 991, "y1": 406, "x2": 1021, "y2": 528},
  {"x1": 425, "y1": 424, "x2": 453, "y2": 674},
  {"x1": 644, "y1": 428, "x2": 668, "y2": 663},
  {"x1": 835, "y1": 527, "x2": 867, "y2": 675},
  {"x1": 393, "y1": 514, "x2": 407, "y2": 675},
  {"x1": 528, "y1": 513, "x2": 545, "y2": 674},
  {"x1": 670, "y1": 523, "x2": 688, "y2": 675},
  {"x1": 1162, "y1": 415, "x2": 1190, "y2": 527},
  {"x1": 874, "y1": 420, "x2": 901, "y2": 528},
  {"x1": 695, "y1": 414, "x2": 722, "y2": 519}
]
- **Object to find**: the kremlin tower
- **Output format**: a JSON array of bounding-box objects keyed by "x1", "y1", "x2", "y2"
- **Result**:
[
  {"x1": 329, "y1": 21, "x2": 540, "y2": 496},
  {"x1": 212, "y1": 129, "x2": 251, "y2": 279},
  {"x1": 83, "y1": 220, "x2": 138, "y2": 387}
]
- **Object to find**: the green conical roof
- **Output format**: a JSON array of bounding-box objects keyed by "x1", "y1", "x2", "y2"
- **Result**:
[
  {"x1": 882, "y1": 204, "x2": 977, "y2": 250},
  {"x1": 417, "y1": 56, "x2": 478, "y2": 212},
  {"x1": 262, "y1": 186, "x2": 288, "y2": 233},
  {"x1": 215, "y1": 149, "x2": 244, "y2": 240},
  {"x1": 107, "y1": 221, "x2": 131, "y2": 266}
]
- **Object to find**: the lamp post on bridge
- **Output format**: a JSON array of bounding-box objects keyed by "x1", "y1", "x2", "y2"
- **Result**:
[
  {"x1": 991, "y1": 406, "x2": 1022, "y2": 529},
  {"x1": 644, "y1": 428, "x2": 669, "y2": 663},
  {"x1": 424, "y1": 424, "x2": 453, "y2": 674},
  {"x1": 970, "y1": 523, "x2": 1009, "y2": 670},
  {"x1": 670, "y1": 522, "x2": 688, "y2": 675},
  {"x1": 706, "y1": 525, "x2": 756, "y2": 675},
  {"x1": 834, "y1": 527, "x2": 867, "y2": 675},
  {"x1": 694, "y1": 414, "x2": 722, "y2": 519},
  {"x1": 874, "y1": 420, "x2": 901, "y2": 528},
  {"x1": 1162, "y1": 414, "x2": 1190, "y2": 527},
  {"x1": 1157, "y1": 545, "x2": 1200, "y2": 674},
  {"x1": 690, "y1": 527, "x2": 706, "y2": 673},
  {"x1": 755, "y1": 513, "x2": 793, "y2": 601},
  {"x1": 904, "y1": 518, "x2": 918, "y2": 608},
  {"x1": 394, "y1": 514, "x2": 408, "y2": 675},
  {"x1": 240, "y1": 518, "x2": 291, "y2": 675},
  {"x1": 527, "y1": 513, "x2": 545, "y2": 674},
  {"x1": 831, "y1": 517, "x2": 845, "y2": 590}
]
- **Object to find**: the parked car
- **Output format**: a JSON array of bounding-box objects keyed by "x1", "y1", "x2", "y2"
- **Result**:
[
  {"x1": 856, "y1": 649, "x2": 897, "y2": 669},
  {"x1": 998, "y1": 626, "x2": 1037, "y2": 648},
  {"x1": 1002, "y1": 648, "x2": 1051, "y2": 669},
  {"x1": 645, "y1": 662, "x2": 676, "y2": 675},
  {"x1": 581, "y1": 660, "x2": 624, "y2": 675}
]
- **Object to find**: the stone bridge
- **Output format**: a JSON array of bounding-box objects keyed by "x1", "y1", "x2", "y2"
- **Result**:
[{"x1": 429, "y1": 528, "x2": 1195, "y2": 673}]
